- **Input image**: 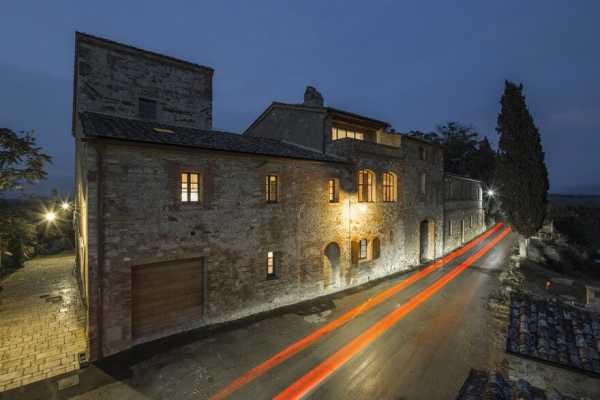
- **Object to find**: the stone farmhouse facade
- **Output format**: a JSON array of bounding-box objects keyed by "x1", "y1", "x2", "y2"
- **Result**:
[{"x1": 72, "y1": 32, "x2": 484, "y2": 361}]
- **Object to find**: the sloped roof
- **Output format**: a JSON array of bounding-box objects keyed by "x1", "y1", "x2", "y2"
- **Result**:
[
  {"x1": 79, "y1": 112, "x2": 347, "y2": 163},
  {"x1": 245, "y1": 102, "x2": 390, "y2": 134}
]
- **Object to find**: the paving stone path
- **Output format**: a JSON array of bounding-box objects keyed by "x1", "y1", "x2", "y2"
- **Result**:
[
  {"x1": 507, "y1": 293, "x2": 600, "y2": 375},
  {"x1": 0, "y1": 254, "x2": 87, "y2": 392}
]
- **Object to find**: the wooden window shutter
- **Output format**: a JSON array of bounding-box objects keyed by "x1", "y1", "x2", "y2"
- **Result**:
[
  {"x1": 373, "y1": 237, "x2": 381, "y2": 260},
  {"x1": 351, "y1": 240, "x2": 359, "y2": 265},
  {"x1": 275, "y1": 251, "x2": 283, "y2": 277}
]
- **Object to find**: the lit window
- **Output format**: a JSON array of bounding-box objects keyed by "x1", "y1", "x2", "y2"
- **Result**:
[
  {"x1": 359, "y1": 239, "x2": 368, "y2": 259},
  {"x1": 328, "y1": 179, "x2": 339, "y2": 203},
  {"x1": 139, "y1": 98, "x2": 157, "y2": 120},
  {"x1": 265, "y1": 175, "x2": 278, "y2": 203},
  {"x1": 267, "y1": 251, "x2": 276, "y2": 279},
  {"x1": 382, "y1": 172, "x2": 397, "y2": 202},
  {"x1": 420, "y1": 173, "x2": 427, "y2": 194},
  {"x1": 332, "y1": 127, "x2": 365, "y2": 141},
  {"x1": 181, "y1": 172, "x2": 200, "y2": 202},
  {"x1": 358, "y1": 170, "x2": 374, "y2": 202}
]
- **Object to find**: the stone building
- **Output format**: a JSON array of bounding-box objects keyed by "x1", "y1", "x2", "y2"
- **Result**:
[
  {"x1": 72, "y1": 32, "x2": 484, "y2": 360},
  {"x1": 443, "y1": 173, "x2": 485, "y2": 253}
]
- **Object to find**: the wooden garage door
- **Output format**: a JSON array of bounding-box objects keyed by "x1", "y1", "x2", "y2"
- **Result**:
[{"x1": 132, "y1": 258, "x2": 204, "y2": 339}]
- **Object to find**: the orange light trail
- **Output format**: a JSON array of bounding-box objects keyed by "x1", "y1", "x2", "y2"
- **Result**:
[
  {"x1": 273, "y1": 226, "x2": 512, "y2": 400},
  {"x1": 209, "y1": 224, "x2": 504, "y2": 400}
]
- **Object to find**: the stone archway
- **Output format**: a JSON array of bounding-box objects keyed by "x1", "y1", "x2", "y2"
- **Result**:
[{"x1": 324, "y1": 242, "x2": 341, "y2": 287}]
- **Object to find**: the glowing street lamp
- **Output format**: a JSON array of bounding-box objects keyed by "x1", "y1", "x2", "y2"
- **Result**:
[
  {"x1": 45, "y1": 211, "x2": 57, "y2": 222},
  {"x1": 61, "y1": 202, "x2": 71, "y2": 211},
  {"x1": 486, "y1": 189, "x2": 495, "y2": 197}
]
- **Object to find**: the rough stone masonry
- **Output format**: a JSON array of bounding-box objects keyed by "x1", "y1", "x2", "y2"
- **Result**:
[{"x1": 72, "y1": 32, "x2": 485, "y2": 360}]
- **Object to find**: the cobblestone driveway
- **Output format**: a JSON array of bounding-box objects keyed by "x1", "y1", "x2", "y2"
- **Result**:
[{"x1": 0, "y1": 254, "x2": 87, "y2": 392}]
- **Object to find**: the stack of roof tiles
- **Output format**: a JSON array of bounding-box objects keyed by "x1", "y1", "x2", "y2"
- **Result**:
[{"x1": 507, "y1": 293, "x2": 600, "y2": 375}]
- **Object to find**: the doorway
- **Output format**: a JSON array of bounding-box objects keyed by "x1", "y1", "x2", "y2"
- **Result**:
[
  {"x1": 419, "y1": 220, "x2": 435, "y2": 263},
  {"x1": 324, "y1": 242, "x2": 341, "y2": 287}
]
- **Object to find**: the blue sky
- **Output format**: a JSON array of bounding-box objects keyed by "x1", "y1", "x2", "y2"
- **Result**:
[{"x1": 1, "y1": 1, "x2": 599, "y2": 195}]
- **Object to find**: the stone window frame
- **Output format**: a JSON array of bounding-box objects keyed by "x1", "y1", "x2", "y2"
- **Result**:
[
  {"x1": 328, "y1": 178, "x2": 340, "y2": 203},
  {"x1": 382, "y1": 171, "x2": 397, "y2": 202},
  {"x1": 418, "y1": 146, "x2": 427, "y2": 161},
  {"x1": 180, "y1": 171, "x2": 201, "y2": 204},
  {"x1": 138, "y1": 97, "x2": 158, "y2": 120},
  {"x1": 265, "y1": 175, "x2": 279, "y2": 203},
  {"x1": 357, "y1": 169, "x2": 375, "y2": 203}
]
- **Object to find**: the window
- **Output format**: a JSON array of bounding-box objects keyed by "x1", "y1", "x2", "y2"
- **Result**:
[
  {"x1": 420, "y1": 173, "x2": 427, "y2": 194},
  {"x1": 359, "y1": 239, "x2": 368, "y2": 259},
  {"x1": 469, "y1": 215, "x2": 473, "y2": 228},
  {"x1": 266, "y1": 251, "x2": 276, "y2": 279},
  {"x1": 139, "y1": 98, "x2": 157, "y2": 120},
  {"x1": 265, "y1": 175, "x2": 278, "y2": 203},
  {"x1": 382, "y1": 172, "x2": 397, "y2": 202},
  {"x1": 449, "y1": 220, "x2": 454, "y2": 236},
  {"x1": 181, "y1": 172, "x2": 200, "y2": 202},
  {"x1": 419, "y1": 147, "x2": 426, "y2": 161},
  {"x1": 328, "y1": 179, "x2": 339, "y2": 203},
  {"x1": 332, "y1": 127, "x2": 365, "y2": 141},
  {"x1": 358, "y1": 170, "x2": 374, "y2": 202}
]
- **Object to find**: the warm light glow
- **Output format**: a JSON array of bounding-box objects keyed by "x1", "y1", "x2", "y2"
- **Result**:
[
  {"x1": 61, "y1": 202, "x2": 70, "y2": 211},
  {"x1": 45, "y1": 212, "x2": 56, "y2": 222},
  {"x1": 487, "y1": 189, "x2": 495, "y2": 197}
]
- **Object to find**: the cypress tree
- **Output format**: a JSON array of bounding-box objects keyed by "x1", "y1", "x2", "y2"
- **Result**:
[{"x1": 496, "y1": 81, "x2": 549, "y2": 237}]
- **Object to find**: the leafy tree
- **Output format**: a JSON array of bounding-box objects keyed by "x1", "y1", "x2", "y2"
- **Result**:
[
  {"x1": 434, "y1": 122, "x2": 480, "y2": 176},
  {"x1": 0, "y1": 128, "x2": 51, "y2": 192},
  {"x1": 0, "y1": 128, "x2": 51, "y2": 269},
  {"x1": 496, "y1": 81, "x2": 549, "y2": 238}
]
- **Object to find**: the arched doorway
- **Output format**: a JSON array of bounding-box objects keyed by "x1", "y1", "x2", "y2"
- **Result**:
[
  {"x1": 419, "y1": 220, "x2": 435, "y2": 263},
  {"x1": 324, "y1": 242, "x2": 341, "y2": 287}
]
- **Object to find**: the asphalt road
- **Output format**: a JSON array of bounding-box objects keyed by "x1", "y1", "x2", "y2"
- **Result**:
[{"x1": 61, "y1": 225, "x2": 514, "y2": 400}]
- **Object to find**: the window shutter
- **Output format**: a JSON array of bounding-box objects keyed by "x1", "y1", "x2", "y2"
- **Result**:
[
  {"x1": 351, "y1": 240, "x2": 359, "y2": 265},
  {"x1": 275, "y1": 251, "x2": 283, "y2": 277},
  {"x1": 373, "y1": 238, "x2": 381, "y2": 260}
]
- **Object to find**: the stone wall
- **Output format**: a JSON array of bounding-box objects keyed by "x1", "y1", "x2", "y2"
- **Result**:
[
  {"x1": 86, "y1": 139, "x2": 445, "y2": 357},
  {"x1": 74, "y1": 33, "x2": 213, "y2": 129},
  {"x1": 245, "y1": 105, "x2": 327, "y2": 152},
  {"x1": 443, "y1": 174, "x2": 485, "y2": 252}
]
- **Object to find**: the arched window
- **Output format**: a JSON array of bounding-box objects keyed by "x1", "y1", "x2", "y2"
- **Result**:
[
  {"x1": 382, "y1": 172, "x2": 397, "y2": 202},
  {"x1": 357, "y1": 170, "x2": 374, "y2": 202}
]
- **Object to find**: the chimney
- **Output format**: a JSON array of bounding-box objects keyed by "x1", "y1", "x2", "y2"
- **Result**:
[{"x1": 303, "y1": 86, "x2": 324, "y2": 107}]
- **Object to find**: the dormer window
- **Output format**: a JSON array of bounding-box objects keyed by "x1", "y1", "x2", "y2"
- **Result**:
[
  {"x1": 332, "y1": 127, "x2": 364, "y2": 141},
  {"x1": 139, "y1": 98, "x2": 157, "y2": 120}
]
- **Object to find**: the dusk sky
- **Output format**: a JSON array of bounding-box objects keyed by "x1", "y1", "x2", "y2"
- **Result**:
[{"x1": 1, "y1": 1, "x2": 598, "y2": 195}]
